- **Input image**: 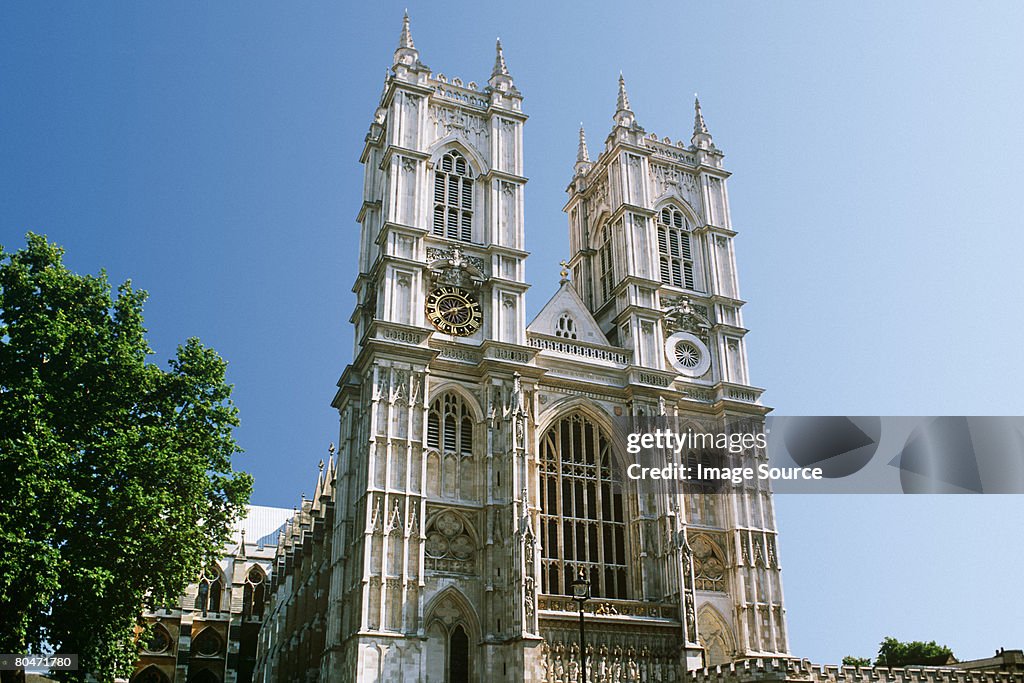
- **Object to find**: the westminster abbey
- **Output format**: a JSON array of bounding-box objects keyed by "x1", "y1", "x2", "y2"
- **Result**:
[{"x1": 249, "y1": 13, "x2": 788, "y2": 683}]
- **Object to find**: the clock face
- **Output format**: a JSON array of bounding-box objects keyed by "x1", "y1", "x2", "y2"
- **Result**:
[{"x1": 425, "y1": 286, "x2": 483, "y2": 336}]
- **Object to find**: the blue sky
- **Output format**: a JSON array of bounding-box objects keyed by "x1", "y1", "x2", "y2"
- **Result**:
[{"x1": 2, "y1": 0, "x2": 1022, "y2": 666}]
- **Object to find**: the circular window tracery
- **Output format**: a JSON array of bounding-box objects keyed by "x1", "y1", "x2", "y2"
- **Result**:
[
  {"x1": 675, "y1": 341, "x2": 701, "y2": 368},
  {"x1": 665, "y1": 332, "x2": 711, "y2": 377}
]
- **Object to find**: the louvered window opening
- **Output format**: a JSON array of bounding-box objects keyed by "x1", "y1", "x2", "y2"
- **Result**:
[
  {"x1": 426, "y1": 393, "x2": 474, "y2": 455},
  {"x1": 658, "y1": 208, "x2": 695, "y2": 289},
  {"x1": 433, "y1": 151, "x2": 474, "y2": 242}
]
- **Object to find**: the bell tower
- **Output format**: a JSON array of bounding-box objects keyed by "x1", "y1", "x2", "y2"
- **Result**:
[
  {"x1": 352, "y1": 14, "x2": 528, "y2": 352},
  {"x1": 328, "y1": 14, "x2": 541, "y2": 683},
  {"x1": 560, "y1": 77, "x2": 788, "y2": 667}
]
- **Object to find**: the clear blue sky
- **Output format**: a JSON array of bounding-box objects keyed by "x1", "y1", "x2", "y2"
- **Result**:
[{"x1": 2, "y1": 0, "x2": 1022, "y2": 666}]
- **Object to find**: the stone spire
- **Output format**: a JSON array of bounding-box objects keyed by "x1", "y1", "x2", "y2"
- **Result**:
[
  {"x1": 691, "y1": 95, "x2": 714, "y2": 149},
  {"x1": 399, "y1": 10, "x2": 414, "y2": 49},
  {"x1": 617, "y1": 73, "x2": 631, "y2": 112},
  {"x1": 488, "y1": 38, "x2": 515, "y2": 92},
  {"x1": 393, "y1": 11, "x2": 419, "y2": 66},
  {"x1": 574, "y1": 123, "x2": 592, "y2": 176},
  {"x1": 613, "y1": 72, "x2": 636, "y2": 127},
  {"x1": 493, "y1": 38, "x2": 509, "y2": 77},
  {"x1": 577, "y1": 124, "x2": 590, "y2": 163}
]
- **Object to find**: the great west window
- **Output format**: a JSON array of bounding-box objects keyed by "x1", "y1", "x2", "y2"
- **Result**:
[{"x1": 539, "y1": 413, "x2": 628, "y2": 598}]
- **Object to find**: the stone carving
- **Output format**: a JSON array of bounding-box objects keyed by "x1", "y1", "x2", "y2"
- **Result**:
[
  {"x1": 426, "y1": 245, "x2": 486, "y2": 288},
  {"x1": 424, "y1": 510, "x2": 475, "y2": 573},
  {"x1": 663, "y1": 296, "x2": 711, "y2": 337}
]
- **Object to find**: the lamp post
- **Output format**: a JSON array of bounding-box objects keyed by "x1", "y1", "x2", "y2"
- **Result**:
[{"x1": 571, "y1": 568, "x2": 591, "y2": 683}]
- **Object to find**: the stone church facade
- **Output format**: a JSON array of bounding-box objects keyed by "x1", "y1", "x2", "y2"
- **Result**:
[{"x1": 255, "y1": 14, "x2": 788, "y2": 683}]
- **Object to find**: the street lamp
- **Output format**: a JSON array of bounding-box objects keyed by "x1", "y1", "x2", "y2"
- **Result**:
[{"x1": 571, "y1": 568, "x2": 591, "y2": 683}]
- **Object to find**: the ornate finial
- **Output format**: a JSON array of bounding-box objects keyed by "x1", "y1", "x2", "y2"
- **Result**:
[
  {"x1": 617, "y1": 72, "x2": 631, "y2": 112},
  {"x1": 576, "y1": 124, "x2": 590, "y2": 163},
  {"x1": 692, "y1": 94, "x2": 713, "y2": 149},
  {"x1": 399, "y1": 10, "x2": 414, "y2": 50},
  {"x1": 559, "y1": 260, "x2": 570, "y2": 284},
  {"x1": 328, "y1": 442, "x2": 335, "y2": 456},
  {"x1": 492, "y1": 38, "x2": 509, "y2": 77},
  {"x1": 318, "y1": 458, "x2": 325, "y2": 473},
  {"x1": 693, "y1": 95, "x2": 709, "y2": 135}
]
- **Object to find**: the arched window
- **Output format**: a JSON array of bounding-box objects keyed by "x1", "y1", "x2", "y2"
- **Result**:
[
  {"x1": 191, "y1": 628, "x2": 223, "y2": 657},
  {"x1": 241, "y1": 566, "x2": 266, "y2": 618},
  {"x1": 658, "y1": 207, "x2": 695, "y2": 289},
  {"x1": 142, "y1": 624, "x2": 172, "y2": 654},
  {"x1": 554, "y1": 313, "x2": 577, "y2": 339},
  {"x1": 596, "y1": 224, "x2": 614, "y2": 303},
  {"x1": 187, "y1": 670, "x2": 220, "y2": 683},
  {"x1": 433, "y1": 150, "x2": 474, "y2": 242},
  {"x1": 195, "y1": 567, "x2": 222, "y2": 615},
  {"x1": 426, "y1": 393, "x2": 473, "y2": 455},
  {"x1": 131, "y1": 666, "x2": 171, "y2": 683},
  {"x1": 539, "y1": 413, "x2": 628, "y2": 599}
]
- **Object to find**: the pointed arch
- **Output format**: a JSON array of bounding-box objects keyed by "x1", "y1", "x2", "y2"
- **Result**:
[
  {"x1": 697, "y1": 604, "x2": 735, "y2": 667},
  {"x1": 653, "y1": 200, "x2": 701, "y2": 291},
  {"x1": 428, "y1": 136, "x2": 487, "y2": 177},
  {"x1": 689, "y1": 534, "x2": 728, "y2": 592},
  {"x1": 190, "y1": 626, "x2": 223, "y2": 657},
  {"x1": 242, "y1": 563, "x2": 267, "y2": 618},
  {"x1": 195, "y1": 565, "x2": 224, "y2": 614},
  {"x1": 131, "y1": 665, "x2": 171, "y2": 683},
  {"x1": 141, "y1": 622, "x2": 173, "y2": 654},
  {"x1": 537, "y1": 406, "x2": 630, "y2": 599},
  {"x1": 652, "y1": 195, "x2": 701, "y2": 226},
  {"x1": 423, "y1": 586, "x2": 481, "y2": 642},
  {"x1": 426, "y1": 383, "x2": 484, "y2": 422},
  {"x1": 535, "y1": 395, "x2": 617, "y2": 438}
]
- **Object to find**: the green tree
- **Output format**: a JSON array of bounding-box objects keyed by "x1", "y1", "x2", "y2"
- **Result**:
[
  {"x1": 843, "y1": 656, "x2": 872, "y2": 668},
  {"x1": 0, "y1": 234, "x2": 252, "y2": 681},
  {"x1": 875, "y1": 637, "x2": 955, "y2": 667}
]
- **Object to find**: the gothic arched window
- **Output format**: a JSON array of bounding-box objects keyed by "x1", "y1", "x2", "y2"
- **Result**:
[
  {"x1": 142, "y1": 623, "x2": 172, "y2": 654},
  {"x1": 555, "y1": 313, "x2": 577, "y2": 339},
  {"x1": 426, "y1": 393, "x2": 474, "y2": 455},
  {"x1": 539, "y1": 413, "x2": 628, "y2": 599},
  {"x1": 131, "y1": 666, "x2": 171, "y2": 683},
  {"x1": 241, "y1": 566, "x2": 266, "y2": 618},
  {"x1": 433, "y1": 150, "x2": 474, "y2": 242},
  {"x1": 658, "y1": 207, "x2": 695, "y2": 289},
  {"x1": 195, "y1": 567, "x2": 222, "y2": 615},
  {"x1": 191, "y1": 628, "x2": 223, "y2": 657},
  {"x1": 426, "y1": 392, "x2": 476, "y2": 499},
  {"x1": 597, "y1": 225, "x2": 614, "y2": 303}
]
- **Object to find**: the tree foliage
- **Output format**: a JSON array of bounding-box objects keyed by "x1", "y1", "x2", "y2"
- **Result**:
[
  {"x1": 0, "y1": 234, "x2": 252, "y2": 681},
  {"x1": 875, "y1": 637, "x2": 955, "y2": 667},
  {"x1": 843, "y1": 656, "x2": 872, "y2": 668}
]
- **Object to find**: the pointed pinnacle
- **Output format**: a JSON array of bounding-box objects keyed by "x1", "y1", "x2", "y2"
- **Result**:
[
  {"x1": 617, "y1": 72, "x2": 631, "y2": 112},
  {"x1": 694, "y1": 95, "x2": 710, "y2": 136},
  {"x1": 492, "y1": 38, "x2": 510, "y2": 77},
  {"x1": 577, "y1": 124, "x2": 590, "y2": 163},
  {"x1": 399, "y1": 10, "x2": 414, "y2": 50}
]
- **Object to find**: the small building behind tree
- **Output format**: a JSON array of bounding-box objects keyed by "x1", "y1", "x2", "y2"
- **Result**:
[{"x1": 130, "y1": 505, "x2": 293, "y2": 683}]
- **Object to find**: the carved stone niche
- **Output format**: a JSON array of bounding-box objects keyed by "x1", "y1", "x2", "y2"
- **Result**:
[{"x1": 426, "y1": 245, "x2": 486, "y2": 290}]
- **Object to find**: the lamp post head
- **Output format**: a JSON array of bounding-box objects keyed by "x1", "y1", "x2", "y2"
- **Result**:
[{"x1": 571, "y1": 568, "x2": 591, "y2": 603}]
